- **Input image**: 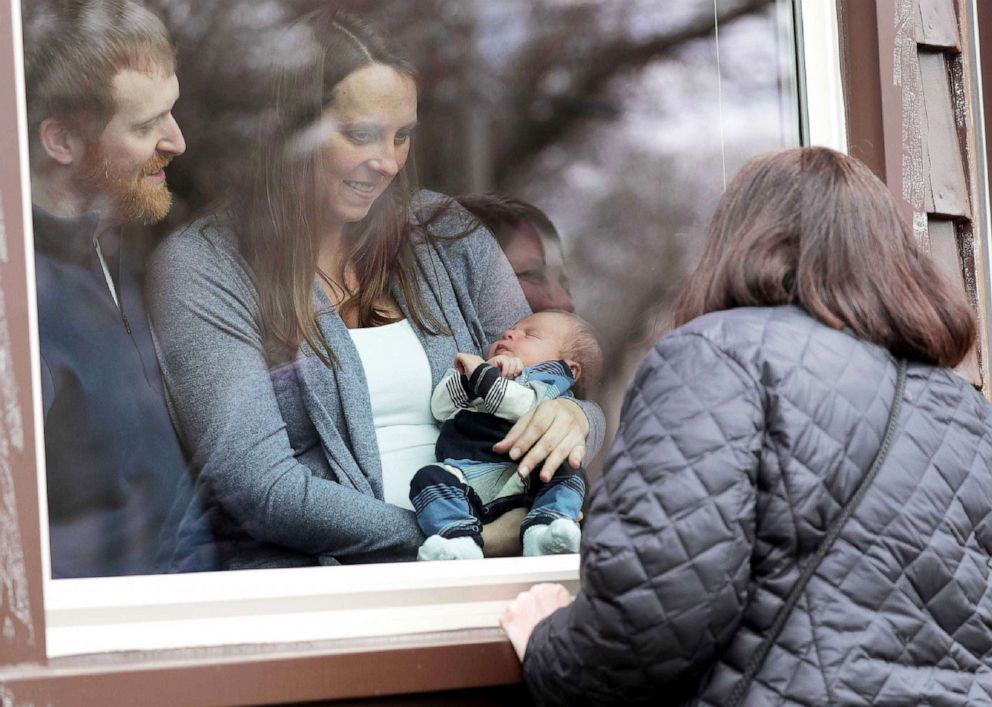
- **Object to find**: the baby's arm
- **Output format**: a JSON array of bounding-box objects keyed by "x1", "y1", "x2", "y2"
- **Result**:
[
  {"x1": 464, "y1": 364, "x2": 541, "y2": 422},
  {"x1": 431, "y1": 354, "x2": 551, "y2": 423},
  {"x1": 430, "y1": 367, "x2": 474, "y2": 422},
  {"x1": 430, "y1": 353, "x2": 500, "y2": 422}
]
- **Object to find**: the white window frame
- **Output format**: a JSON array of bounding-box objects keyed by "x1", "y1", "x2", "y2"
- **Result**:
[
  {"x1": 798, "y1": 0, "x2": 848, "y2": 151},
  {"x1": 965, "y1": 0, "x2": 992, "y2": 373},
  {"x1": 14, "y1": 0, "x2": 848, "y2": 659},
  {"x1": 45, "y1": 556, "x2": 582, "y2": 657}
]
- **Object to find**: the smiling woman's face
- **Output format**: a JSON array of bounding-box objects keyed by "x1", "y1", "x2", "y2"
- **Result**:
[{"x1": 319, "y1": 63, "x2": 418, "y2": 230}]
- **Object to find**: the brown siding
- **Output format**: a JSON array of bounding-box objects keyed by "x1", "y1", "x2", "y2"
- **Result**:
[
  {"x1": 0, "y1": 0, "x2": 48, "y2": 667},
  {"x1": 918, "y1": 0, "x2": 961, "y2": 50},
  {"x1": 938, "y1": 0, "x2": 991, "y2": 390},
  {"x1": 849, "y1": 0, "x2": 989, "y2": 390},
  {"x1": 0, "y1": 631, "x2": 525, "y2": 705},
  {"x1": 929, "y1": 218, "x2": 982, "y2": 381},
  {"x1": 837, "y1": 0, "x2": 888, "y2": 181},
  {"x1": 919, "y1": 51, "x2": 971, "y2": 217}
]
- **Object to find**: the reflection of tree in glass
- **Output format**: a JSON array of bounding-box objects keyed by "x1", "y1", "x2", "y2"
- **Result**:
[
  {"x1": 515, "y1": 2, "x2": 795, "y2": 474},
  {"x1": 143, "y1": 0, "x2": 776, "y2": 216},
  {"x1": 143, "y1": 0, "x2": 793, "y2": 478}
]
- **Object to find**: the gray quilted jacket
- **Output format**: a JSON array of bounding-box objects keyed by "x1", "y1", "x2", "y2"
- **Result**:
[{"x1": 524, "y1": 305, "x2": 992, "y2": 706}]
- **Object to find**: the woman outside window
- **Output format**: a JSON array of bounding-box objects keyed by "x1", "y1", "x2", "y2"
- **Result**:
[{"x1": 502, "y1": 147, "x2": 992, "y2": 705}]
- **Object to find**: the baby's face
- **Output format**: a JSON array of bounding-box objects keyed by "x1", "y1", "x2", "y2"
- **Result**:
[{"x1": 487, "y1": 312, "x2": 571, "y2": 367}]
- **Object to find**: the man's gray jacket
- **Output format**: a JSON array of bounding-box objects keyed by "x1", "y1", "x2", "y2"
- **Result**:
[{"x1": 524, "y1": 305, "x2": 992, "y2": 706}]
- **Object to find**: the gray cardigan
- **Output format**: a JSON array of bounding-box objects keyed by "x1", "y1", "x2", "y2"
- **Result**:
[{"x1": 148, "y1": 205, "x2": 604, "y2": 570}]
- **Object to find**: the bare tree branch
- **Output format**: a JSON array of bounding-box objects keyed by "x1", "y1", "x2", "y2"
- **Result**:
[{"x1": 495, "y1": 0, "x2": 776, "y2": 184}]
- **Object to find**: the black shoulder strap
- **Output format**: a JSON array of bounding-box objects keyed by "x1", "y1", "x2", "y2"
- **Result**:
[{"x1": 727, "y1": 358, "x2": 908, "y2": 707}]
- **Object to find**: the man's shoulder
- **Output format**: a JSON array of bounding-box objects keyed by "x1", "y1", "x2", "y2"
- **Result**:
[{"x1": 33, "y1": 235, "x2": 99, "y2": 316}]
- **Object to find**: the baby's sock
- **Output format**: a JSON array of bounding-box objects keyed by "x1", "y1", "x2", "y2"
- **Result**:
[
  {"x1": 522, "y1": 518, "x2": 581, "y2": 556},
  {"x1": 417, "y1": 534, "x2": 484, "y2": 561}
]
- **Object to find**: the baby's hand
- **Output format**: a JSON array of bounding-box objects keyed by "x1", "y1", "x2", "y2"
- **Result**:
[
  {"x1": 488, "y1": 354, "x2": 524, "y2": 379},
  {"x1": 455, "y1": 353, "x2": 485, "y2": 377}
]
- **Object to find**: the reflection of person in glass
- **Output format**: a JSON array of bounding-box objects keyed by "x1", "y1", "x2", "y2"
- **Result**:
[
  {"x1": 24, "y1": 0, "x2": 204, "y2": 577},
  {"x1": 148, "y1": 10, "x2": 604, "y2": 570},
  {"x1": 501, "y1": 148, "x2": 992, "y2": 705},
  {"x1": 457, "y1": 194, "x2": 575, "y2": 313}
]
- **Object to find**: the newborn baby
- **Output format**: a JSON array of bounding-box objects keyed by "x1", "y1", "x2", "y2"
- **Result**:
[{"x1": 409, "y1": 311, "x2": 602, "y2": 560}]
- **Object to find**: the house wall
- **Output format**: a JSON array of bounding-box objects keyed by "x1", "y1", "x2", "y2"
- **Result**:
[
  {"x1": 1, "y1": 1, "x2": 989, "y2": 704},
  {"x1": 842, "y1": 0, "x2": 990, "y2": 393}
]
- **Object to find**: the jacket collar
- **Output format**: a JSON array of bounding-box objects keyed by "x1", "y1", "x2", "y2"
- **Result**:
[{"x1": 32, "y1": 206, "x2": 109, "y2": 264}]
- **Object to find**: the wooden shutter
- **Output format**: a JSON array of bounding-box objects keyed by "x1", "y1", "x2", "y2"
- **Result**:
[{"x1": 841, "y1": 0, "x2": 990, "y2": 393}]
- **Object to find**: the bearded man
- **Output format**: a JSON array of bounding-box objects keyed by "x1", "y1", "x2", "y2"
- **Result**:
[{"x1": 25, "y1": 0, "x2": 212, "y2": 577}]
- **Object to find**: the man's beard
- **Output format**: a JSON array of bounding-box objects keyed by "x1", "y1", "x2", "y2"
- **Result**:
[{"x1": 80, "y1": 146, "x2": 174, "y2": 226}]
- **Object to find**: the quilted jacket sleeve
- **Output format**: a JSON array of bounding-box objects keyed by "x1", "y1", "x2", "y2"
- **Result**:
[{"x1": 522, "y1": 332, "x2": 764, "y2": 706}]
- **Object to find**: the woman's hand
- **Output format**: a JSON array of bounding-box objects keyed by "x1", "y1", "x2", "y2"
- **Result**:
[
  {"x1": 493, "y1": 398, "x2": 589, "y2": 481},
  {"x1": 500, "y1": 583, "x2": 572, "y2": 661}
]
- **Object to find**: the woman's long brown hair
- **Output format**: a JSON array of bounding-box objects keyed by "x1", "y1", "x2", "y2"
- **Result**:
[
  {"x1": 234, "y1": 10, "x2": 446, "y2": 366},
  {"x1": 673, "y1": 147, "x2": 975, "y2": 367}
]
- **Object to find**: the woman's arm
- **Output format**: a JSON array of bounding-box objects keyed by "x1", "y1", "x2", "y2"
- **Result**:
[
  {"x1": 514, "y1": 332, "x2": 763, "y2": 706},
  {"x1": 148, "y1": 226, "x2": 422, "y2": 562}
]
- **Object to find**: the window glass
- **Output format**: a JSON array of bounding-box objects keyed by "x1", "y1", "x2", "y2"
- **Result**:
[{"x1": 24, "y1": 0, "x2": 800, "y2": 578}]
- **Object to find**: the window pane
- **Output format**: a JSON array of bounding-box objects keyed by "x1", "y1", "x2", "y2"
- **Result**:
[{"x1": 25, "y1": 0, "x2": 800, "y2": 577}]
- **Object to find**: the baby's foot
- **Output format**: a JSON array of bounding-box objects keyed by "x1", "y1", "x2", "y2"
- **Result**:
[
  {"x1": 417, "y1": 535, "x2": 484, "y2": 561},
  {"x1": 522, "y1": 518, "x2": 581, "y2": 556}
]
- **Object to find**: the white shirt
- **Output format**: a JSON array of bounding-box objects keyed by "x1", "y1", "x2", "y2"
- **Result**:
[{"x1": 348, "y1": 319, "x2": 439, "y2": 510}]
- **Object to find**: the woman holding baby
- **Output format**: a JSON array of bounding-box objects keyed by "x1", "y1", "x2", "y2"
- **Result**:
[{"x1": 148, "y1": 10, "x2": 602, "y2": 570}]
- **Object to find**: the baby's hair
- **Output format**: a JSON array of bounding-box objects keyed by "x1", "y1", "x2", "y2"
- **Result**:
[{"x1": 546, "y1": 310, "x2": 602, "y2": 398}]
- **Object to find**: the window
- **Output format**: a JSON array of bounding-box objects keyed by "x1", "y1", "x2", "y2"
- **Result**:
[{"x1": 3, "y1": 0, "x2": 844, "y2": 681}]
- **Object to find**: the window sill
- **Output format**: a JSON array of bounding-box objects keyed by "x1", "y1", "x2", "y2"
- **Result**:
[
  {"x1": 45, "y1": 555, "x2": 580, "y2": 657},
  {"x1": 0, "y1": 627, "x2": 524, "y2": 706}
]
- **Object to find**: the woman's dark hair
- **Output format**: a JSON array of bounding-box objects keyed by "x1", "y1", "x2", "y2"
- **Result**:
[
  {"x1": 456, "y1": 192, "x2": 561, "y2": 249},
  {"x1": 235, "y1": 9, "x2": 445, "y2": 365},
  {"x1": 673, "y1": 147, "x2": 975, "y2": 367}
]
